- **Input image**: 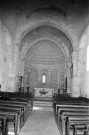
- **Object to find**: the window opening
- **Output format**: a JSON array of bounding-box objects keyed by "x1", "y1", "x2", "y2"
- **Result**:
[{"x1": 42, "y1": 74, "x2": 46, "y2": 83}]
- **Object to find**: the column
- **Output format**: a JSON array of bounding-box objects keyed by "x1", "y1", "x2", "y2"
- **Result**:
[
  {"x1": 66, "y1": 65, "x2": 71, "y2": 94},
  {"x1": 0, "y1": 21, "x2": 2, "y2": 89},
  {"x1": 71, "y1": 50, "x2": 80, "y2": 97},
  {"x1": 11, "y1": 44, "x2": 20, "y2": 92},
  {"x1": 77, "y1": 48, "x2": 84, "y2": 96}
]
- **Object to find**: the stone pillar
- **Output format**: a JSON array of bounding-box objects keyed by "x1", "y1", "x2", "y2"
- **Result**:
[
  {"x1": 6, "y1": 34, "x2": 15, "y2": 92},
  {"x1": 58, "y1": 71, "x2": 60, "y2": 89},
  {"x1": 84, "y1": 31, "x2": 89, "y2": 98},
  {"x1": 11, "y1": 44, "x2": 20, "y2": 92},
  {"x1": 0, "y1": 21, "x2": 2, "y2": 88},
  {"x1": 66, "y1": 64, "x2": 71, "y2": 93},
  {"x1": 71, "y1": 51, "x2": 80, "y2": 97},
  {"x1": 77, "y1": 48, "x2": 84, "y2": 96},
  {"x1": 49, "y1": 70, "x2": 51, "y2": 88}
]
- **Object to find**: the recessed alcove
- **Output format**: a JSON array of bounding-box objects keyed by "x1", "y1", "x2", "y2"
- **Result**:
[{"x1": 20, "y1": 25, "x2": 72, "y2": 94}]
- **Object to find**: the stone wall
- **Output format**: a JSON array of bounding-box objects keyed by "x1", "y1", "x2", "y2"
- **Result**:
[
  {"x1": 0, "y1": 0, "x2": 89, "y2": 96},
  {"x1": 74, "y1": 25, "x2": 89, "y2": 98},
  {"x1": 0, "y1": 21, "x2": 14, "y2": 91},
  {"x1": 23, "y1": 62, "x2": 65, "y2": 93}
]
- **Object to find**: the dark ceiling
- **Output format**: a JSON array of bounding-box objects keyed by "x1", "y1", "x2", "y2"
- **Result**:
[{"x1": 0, "y1": 0, "x2": 88, "y2": 10}]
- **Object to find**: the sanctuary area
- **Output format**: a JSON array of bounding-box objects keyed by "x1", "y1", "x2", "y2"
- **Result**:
[{"x1": 0, "y1": 0, "x2": 89, "y2": 135}]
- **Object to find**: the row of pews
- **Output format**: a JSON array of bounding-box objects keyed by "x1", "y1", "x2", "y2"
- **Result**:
[
  {"x1": 53, "y1": 93, "x2": 89, "y2": 135},
  {"x1": 0, "y1": 91, "x2": 34, "y2": 135}
]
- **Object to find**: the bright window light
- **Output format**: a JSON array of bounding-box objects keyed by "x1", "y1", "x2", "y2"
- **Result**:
[
  {"x1": 33, "y1": 106, "x2": 44, "y2": 110},
  {"x1": 87, "y1": 45, "x2": 89, "y2": 71},
  {"x1": 42, "y1": 74, "x2": 46, "y2": 83},
  {"x1": 8, "y1": 132, "x2": 15, "y2": 135}
]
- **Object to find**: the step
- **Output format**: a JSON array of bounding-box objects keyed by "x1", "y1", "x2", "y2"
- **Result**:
[
  {"x1": 34, "y1": 101, "x2": 53, "y2": 107},
  {"x1": 34, "y1": 97, "x2": 53, "y2": 102}
]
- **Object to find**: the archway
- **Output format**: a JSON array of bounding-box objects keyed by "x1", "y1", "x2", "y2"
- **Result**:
[
  {"x1": 18, "y1": 25, "x2": 73, "y2": 95},
  {"x1": 13, "y1": 9, "x2": 75, "y2": 95}
]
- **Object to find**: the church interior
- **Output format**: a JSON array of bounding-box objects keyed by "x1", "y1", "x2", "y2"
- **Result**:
[{"x1": 0, "y1": 0, "x2": 89, "y2": 135}]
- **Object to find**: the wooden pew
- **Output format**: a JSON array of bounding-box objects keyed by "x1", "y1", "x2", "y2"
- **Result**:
[
  {"x1": 53, "y1": 94, "x2": 89, "y2": 135},
  {"x1": 55, "y1": 104, "x2": 89, "y2": 134},
  {"x1": 55, "y1": 103, "x2": 88, "y2": 116},
  {"x1": 57, "y1": 105, "x2": 89, "y2": 117},
  {"x1": 0, "y1": 92, "x2": 34, "y2": 134},
  {"x1": 0, "y1": 100, "x2": 31, "y2": 121},
  {"x1": 0, "y1": 92, "x2": 33, "y2": 121},
  {"x1": 0, "y1": 100, "x2": 31, "y2": 125},
  {"x1": 53, "y1": 94, "x2": 89, "y2": 109},
  {"x1": 57, "y1": 107, "x2": 89, "y2": 126},
  {"x1": 0, "y1": 91, "x2": 34, "y2": 100},
  {"x1": 66, "y1": 116, "x2": 89, "y2": 135},
  {"x1": 53, "y1": 93, "x2": 89, "y2": 103},
  {"x1": 0, "y1": 92, "x2": 34, "y2": 109},
  {"x1": 0, "y1": 109, "x2": 20, "y2": 135},
  {"x1": 0, "y1": 104, "x2": 24, "y2": 128},
  {"x1": 60, "y1": 111, "x2": 89, "y2": 135},
  {"x1": 0, "y1": 115, "x2": 8, "y2": 135}
]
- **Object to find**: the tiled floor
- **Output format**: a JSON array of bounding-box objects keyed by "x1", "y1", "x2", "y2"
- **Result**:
[{"x1": 19, "y1": 106, "x2": 61, "y2": 135}]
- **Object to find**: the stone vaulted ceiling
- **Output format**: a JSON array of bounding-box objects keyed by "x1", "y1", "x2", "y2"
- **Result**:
[
  {"x1": 25, "y1": 40, "x2": 65, "y2": 65},
  {"x1": 20, "y1": 25, "x2": 72, "y2": 62},
  {"x1": 0, "y1": 0, "x2": 88, "y2": 43}
]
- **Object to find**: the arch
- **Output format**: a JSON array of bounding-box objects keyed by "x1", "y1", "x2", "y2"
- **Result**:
[
  {"x1": 15, "y1": 9, "x2": 75, "y2": 50},
  {"x1": 20, "y1": 25, "x2": 72, "y2": 65},
  {"x1": 14, "y1": 9, "x2": 75, "y2": 93},
  {"x1": 21, "y1": 38, "x2": 69, "y2": 62}
]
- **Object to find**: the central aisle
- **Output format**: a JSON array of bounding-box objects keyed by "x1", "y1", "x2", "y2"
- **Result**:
[{"x1": 19, "y1": 106, "x2": 61, "y2": 135}]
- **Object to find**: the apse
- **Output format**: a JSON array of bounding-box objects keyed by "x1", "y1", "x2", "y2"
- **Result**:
[
  {"x1": 24, "y1": 39, "x2": 66, "y2": 91},
  {"x1": 19, "y1": 25, "x2": 72, "y2": 93}
]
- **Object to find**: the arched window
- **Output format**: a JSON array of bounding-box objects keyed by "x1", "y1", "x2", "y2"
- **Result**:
[
  {"x1": 42, "y1": 74, "x2": 46, "y2": 83},
  {"x1": 87, "y1": 45, "x2": 89, "y2": 71}
]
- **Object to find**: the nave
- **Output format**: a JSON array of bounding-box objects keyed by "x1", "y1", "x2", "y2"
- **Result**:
[
  {"x1": 0, "y1": 91, "x2": 89, "y2": 135},
  {"x1": 0, "y1": 1, "x2": 89, "y2": 135},
  {"x1": 19, "y1": 106, "x2": 60, "y2": 135}
]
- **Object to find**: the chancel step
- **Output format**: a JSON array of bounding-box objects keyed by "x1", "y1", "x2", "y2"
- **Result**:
[
  {"x1": 34, "y1": 101, "x2": 53, "y2": 107},
  {"x1": 34, "y1": 96, "x2": 53, "y2": 107},
  {"x1": 34, "y1": 97, "x2": 53, "y2": 101}
]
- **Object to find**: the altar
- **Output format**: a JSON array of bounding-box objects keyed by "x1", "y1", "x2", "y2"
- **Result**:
[{"x1": 34, "y1": 88, "x2": 54, "y2": 98}]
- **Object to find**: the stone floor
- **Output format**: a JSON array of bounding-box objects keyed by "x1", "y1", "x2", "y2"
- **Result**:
[{"x1": 19, "y1": 106, "x2": 61, "y2": 135}]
